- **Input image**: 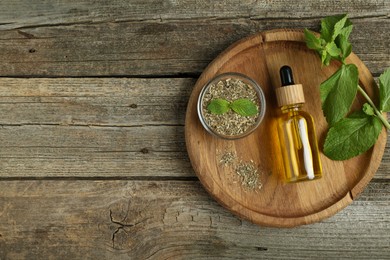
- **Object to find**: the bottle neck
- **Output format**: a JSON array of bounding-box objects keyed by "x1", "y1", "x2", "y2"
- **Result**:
[{"x1": 280, "y1": 103, "x2": 303, "y2": 113}]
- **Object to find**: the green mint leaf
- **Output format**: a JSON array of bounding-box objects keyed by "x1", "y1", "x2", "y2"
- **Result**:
[
  {"x1": 332, "y1": 14, "x2": 348, "y2": 41},
  {"x1": 339, "y1": 24, "x2": 353, "y2": 40},
  {"x1": 337, "y1": 34, "x2": 352, "y2": 60},
  {"x1": 320, "y1": 64, "x2": 359, "y2": 125},
  {"x1": 320, "y1": 50, "x2": 332, "y2": 66},
  {"x1": 304, "y1": 29, "x2": 323, "y2": 51},
  {"x1": 320, "y1": 18, "x2": 334, "y2": 42},
  {"x1": 320, "y1": 50, "x2": 327, "y2": 64},
  {"x1": 320, "y1": 14, "x2": 347, "y2": 42},
  {"x1": 362, "y1": 103, "x2": 375, "y2": 116},
  {"x1": 323, "y1": 53, "x2": 332, "y2": 66},
  {"x1": 379, "y1": 67, "x2": 390, "y2": 112},
  {"x1": 207, "y1": 99, "x2": 230, "y2": 115},
  {"x1": 230, "y1": 99, "x2": 258, "y2": 116},
  {"x1": 325, "y1": 42, "x2": 341, "y2": 58},
  {"x1": 348, "y1": 110, "x2": 369, "y2": 119},
  {"x1": 311, "y1": 14, "x2": 352, "y2": 66},
  {"x1": 323, "y1": 112, "x2": 382, "y2": 160}
]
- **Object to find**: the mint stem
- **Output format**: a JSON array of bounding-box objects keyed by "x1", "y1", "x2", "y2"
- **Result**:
[{"x1": 357, "y1": 85, "x2": 390, "y2": 130}]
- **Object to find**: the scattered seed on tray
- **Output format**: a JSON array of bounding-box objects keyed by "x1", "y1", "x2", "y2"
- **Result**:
[
  {"x1": 218, "y1": 151, "x2": 262, "y2": 192},
  {"x1": 219, "y1": 151, "x2": 237, "y2": 166},
  {"x1": 235, "y1": 160, "x2": 263, "y2": 191}
]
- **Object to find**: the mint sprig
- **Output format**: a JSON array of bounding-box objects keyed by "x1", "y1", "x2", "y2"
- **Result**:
[
  {"x1": 207, "y1": 98, "x2": 258, "y2": 117},
  {"x1": 305, "y1": 14, "x2": 390, "y2": 160}
]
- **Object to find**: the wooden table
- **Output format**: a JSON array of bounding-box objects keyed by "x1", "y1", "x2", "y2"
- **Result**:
[{"x1": 0, "y1": 1, "x2": 388, "y2": 259}]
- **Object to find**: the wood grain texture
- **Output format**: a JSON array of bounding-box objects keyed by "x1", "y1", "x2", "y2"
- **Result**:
[
  {"x1": 0, "y1": 78, "x2": 192, "y2": 126},
  {"x1": 185, "y1": 29, "x2": 387, "y2": 227},
  {"x1": 0, "y1": 180, "x2": 389, "y2": 259},
  {"x1": 0, "y1": 0, "x2": 387, "y2": 30},
  {"x1": 0, "y1": 1, "x2": 388, "y2": 258},
  {"x1": 0, "y1": 77, "x2": 192, "y2": 178},
  {"x1": 0, "y1": 20, "x2": 387, "y2": 76},
  {"x1": 0, "y1": 77, "x2": 388, "y2": 179}
]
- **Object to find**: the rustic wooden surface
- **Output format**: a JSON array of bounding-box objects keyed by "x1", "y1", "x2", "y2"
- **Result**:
[{"x1": 0, "y1": 1, "x2": 389, "y2": 259}]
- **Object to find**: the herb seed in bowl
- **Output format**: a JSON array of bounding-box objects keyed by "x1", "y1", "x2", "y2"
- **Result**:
[{"x1": 198, "y1": 73, "x2": 266, "y2": 139}]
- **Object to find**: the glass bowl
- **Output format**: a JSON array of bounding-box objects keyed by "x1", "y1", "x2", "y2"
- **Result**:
[{"x1": 197, "y1": 72, "x2": 266, "y2": 139}]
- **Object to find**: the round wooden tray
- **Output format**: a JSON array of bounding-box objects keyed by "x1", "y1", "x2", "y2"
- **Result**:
[{"x1": 185, "y1": 29, "x2": 387, "y2": 227}]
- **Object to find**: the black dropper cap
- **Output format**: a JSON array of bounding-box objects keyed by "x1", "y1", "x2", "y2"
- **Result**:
[{"x1": 280, "y1": 65, "x2": 294, "y2": 86}]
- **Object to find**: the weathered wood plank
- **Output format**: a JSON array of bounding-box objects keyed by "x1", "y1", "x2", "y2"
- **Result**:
[
  {"x1": 0, "y1": 78, "x2": 192, "y2": 177},
  {"x1": 0, "y1": 126, "x2": 192, "y2": 178},
  {"x1": 0, "y1": 124, "x2": 387, "y2": 179},
  {"x1": 0, "y1": 0, "x2": 387, "y2": 30},
  {"x1": 0, "y1": 19, "x2": 388, "y2": 77},
  {"x1": 0, "y1": 77, "x2": 388, "y2": 178},
  {"x1": 0, "y1": 180, "x2": 388, "y2": 259},
  {"x1": 0, "y1": 78, "x2": 187, "y2": 177},
  {"x1": 0, "y1": 78, "x2": 193, "y2": 126}
]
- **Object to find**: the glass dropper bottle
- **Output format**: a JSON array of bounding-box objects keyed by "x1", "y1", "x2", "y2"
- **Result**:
[{"x1": 275, "y1": 65, "x2": 322, "y2": 183}]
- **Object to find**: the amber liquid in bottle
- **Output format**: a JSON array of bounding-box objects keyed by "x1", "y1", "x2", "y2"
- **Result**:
[
  {"x1": 277, "y1": 104, "x2": 322, "y2": 182},
  {"x1": 276, "y1": 65, "x2": 322, "y2": 183}
]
